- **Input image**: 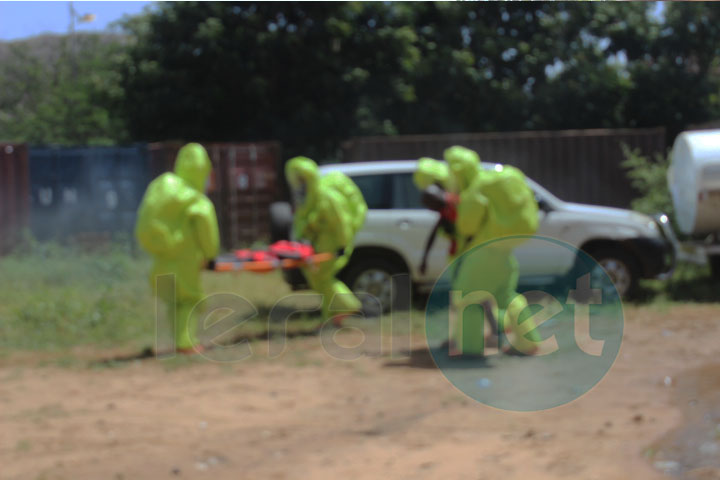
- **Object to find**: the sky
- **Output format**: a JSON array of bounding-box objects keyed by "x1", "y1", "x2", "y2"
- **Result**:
[
  {"x1": 0, "y1": 1, "x2": 668, "y2": 42},
  {"x1": 0, "y1": 1, "x2": 155, "y2": 40}
]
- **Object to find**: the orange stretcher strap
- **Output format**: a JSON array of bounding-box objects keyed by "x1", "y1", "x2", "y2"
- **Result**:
[{"x1": 214, "y1": 252, "x2": 334, "y2": 274}]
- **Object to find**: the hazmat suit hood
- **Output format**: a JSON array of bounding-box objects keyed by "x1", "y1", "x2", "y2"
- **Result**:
[
  {"x1": 285, "y1": 156, "x2": 319, "y2": 205},
  {"x1": 414, "y1": 157, "x2": 456, "y2": 192},
  {"x1": 174, "y1": 143, "x2": 212, "y2": 192},
  {"x1": 444, "y1": 146, "x2": 480, "y2": 191}
]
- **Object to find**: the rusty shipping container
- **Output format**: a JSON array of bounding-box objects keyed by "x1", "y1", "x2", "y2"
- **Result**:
[
  {"x1": 0, "y1": 143, "x2": 30, "y2": 255},
  {"x1": 341, "y1": 128, "x2": 666, "y2": 208},
  {"x1": 148, "y1": 142, "x2": 282, "y2": 248}
]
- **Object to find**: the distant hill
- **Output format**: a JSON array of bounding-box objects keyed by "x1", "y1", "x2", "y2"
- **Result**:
[
  {"x1": 0, "y1": 32, "x2": 126, "y2": 65},
  {"x1": 0, "y1": 32, "x2": 130, "y2": 145}
]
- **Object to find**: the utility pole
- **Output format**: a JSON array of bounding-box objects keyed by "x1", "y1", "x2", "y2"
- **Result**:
[
  {"x1": 68, "y1": 1, "x2": 77, "y2": 76},
  {"x1": 67, "y1": 0, "x2": 95, "y2": 76}
]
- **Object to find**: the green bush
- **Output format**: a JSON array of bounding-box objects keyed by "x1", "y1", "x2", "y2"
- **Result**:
[
  {"x1": 622, "y1": 143, "x2": 720, "y2": 298},
  {"x1": 621, "y1": 143, "x2": 674, "y2": 222}
]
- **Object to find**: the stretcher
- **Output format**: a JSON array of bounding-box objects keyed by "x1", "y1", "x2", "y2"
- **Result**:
[{"x1": 211, "y1": 240, "x2": 333, "y2": 273}]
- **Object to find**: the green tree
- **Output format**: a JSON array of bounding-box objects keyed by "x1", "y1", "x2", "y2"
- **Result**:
[
  {"x1": 119, "y1": 2, "x2": 433, "y2": 159},
  {"x1": 4, "y1": 2, "x2": 720, "y2": 152},
  {"x1": 114, "y1": 2, "x2": 720, "y2": 157},
  {"x1": 579, "y1": 2, "x2": 720, "y2": 136},
  {"x1": 119, "y1": 2, "x2": 594, "y2": 158},
  {"x1": 0, "y1": 34, "x2": 128, "y2": 145}
]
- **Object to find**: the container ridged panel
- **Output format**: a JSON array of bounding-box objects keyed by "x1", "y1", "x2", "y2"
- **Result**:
[{"x1": 341, "y1": 128, "x2": 666, "y2": 208}]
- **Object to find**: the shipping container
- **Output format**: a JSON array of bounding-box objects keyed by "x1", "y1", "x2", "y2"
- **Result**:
[
  {"x1": 0, "y1": 143, "x2": 30, "y2": 255},
  {"x1": 28, "y1": 145, "x2": 151, "y2": 242},
  {"x1": 341, "y1": 128, "x2": 666, "y2": 208},
  {"x1": 148, "y1": 142, "x2": 282, "y2": 248}
]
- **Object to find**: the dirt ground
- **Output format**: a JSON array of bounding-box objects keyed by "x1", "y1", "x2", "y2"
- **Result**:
[{"x1": 3, "y1": 304, "x2": 720, "y2": 480}]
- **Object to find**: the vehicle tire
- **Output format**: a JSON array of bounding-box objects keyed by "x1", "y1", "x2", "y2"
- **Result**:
[
  {"x1": 586, "y1": 247, "x2": 640, "y2": 299},
  {"x1": 709, "y1": 255, "x2": 720, "y2": 280},
  {"x1": 269, "y1": 202, "x2": 293, "y2": 243},
  {"x1": 340, "y1": 255, "x2": 411, "y2": 317}
]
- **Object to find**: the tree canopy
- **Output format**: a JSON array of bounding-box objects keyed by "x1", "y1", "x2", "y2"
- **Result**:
[
  {"x1": 1, "y1": 2, "x2": 719, "y2": 159},
  {"x1": 0, "y1": 33, "x2": 128, "y2": 145}
]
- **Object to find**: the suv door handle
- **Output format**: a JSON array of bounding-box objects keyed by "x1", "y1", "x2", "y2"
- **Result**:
[{"x1": 397, "y1": 219, "x2": 411, "y2": 230}]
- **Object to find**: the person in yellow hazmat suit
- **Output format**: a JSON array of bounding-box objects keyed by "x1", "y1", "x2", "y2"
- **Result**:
[
  {"x1": 445, "y1": 146, "x2": 542, "y2": 356},
  {"x1": 285, "y1": 156, "x2": 367, "y2": 326},
  {"x1": 414, "y1": 157, "x2": 453, "y2": 192},
  {"x1": 135, "y1": 143, "x2": 220, "y2": 354}
]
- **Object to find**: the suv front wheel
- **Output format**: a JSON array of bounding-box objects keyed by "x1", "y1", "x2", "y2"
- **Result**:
[
  {"x1": 340, "y1": 255, "x2": 410, "y2": 317},
  {"x1": 588, "y1": 248, "x2": 639, "y2": 299}
]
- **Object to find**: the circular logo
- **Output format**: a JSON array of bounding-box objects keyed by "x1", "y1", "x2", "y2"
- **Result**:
[{"x1": 425, "y1": 235, "x2": 624, "y2": 411}]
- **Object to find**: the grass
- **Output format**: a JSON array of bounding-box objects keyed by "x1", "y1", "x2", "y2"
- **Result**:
[
  {"x1": 0, "y1": 241, "x2": 426, "y2": 362},
  {"x1": 0, "y1": 242, "x2": 155, "y2": 352},
  {"x1": 636, "y1": 262, "x2": 720, "y2": 304},
  {"x1": 4, "y1": 240, "x2": 717, "y2": 363},
  {"x1": 0, "y1": 241, "x2": 308, "y2": 354}
]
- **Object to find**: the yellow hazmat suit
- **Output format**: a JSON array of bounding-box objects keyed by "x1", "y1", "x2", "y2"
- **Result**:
[
  {"x1": 414, "y1": 157, "x2": 453, "y2": 191},
  {"x1": 135, "y1": 143, "x2": 219, "y2": 352},
  {"x1": 413, "y1": 157, "x2": 461, "y2": 273},
  {"x1": 444, "y1": 146, "x2": 542, "y2": 355},
  {"x1": 285, "y1": 156, "x2": 367, "y2": 322}
]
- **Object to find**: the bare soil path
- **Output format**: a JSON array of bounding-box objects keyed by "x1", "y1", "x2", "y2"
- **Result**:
[{"x1": 3, "y1": 304, "x2": 720, "y2": 480}]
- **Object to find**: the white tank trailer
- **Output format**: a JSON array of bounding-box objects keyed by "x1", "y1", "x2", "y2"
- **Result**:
[
  {"x1": 668, "y1": 129, "x2": 720, "y2": 272},
  {"x1": 669, "y1": 129, "x2": 720, "y2": 234}
]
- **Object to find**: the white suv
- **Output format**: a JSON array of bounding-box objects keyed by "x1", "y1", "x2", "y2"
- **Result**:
[{"x1": 273, "y1": 160, "x2": 675, "y2": 309}]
